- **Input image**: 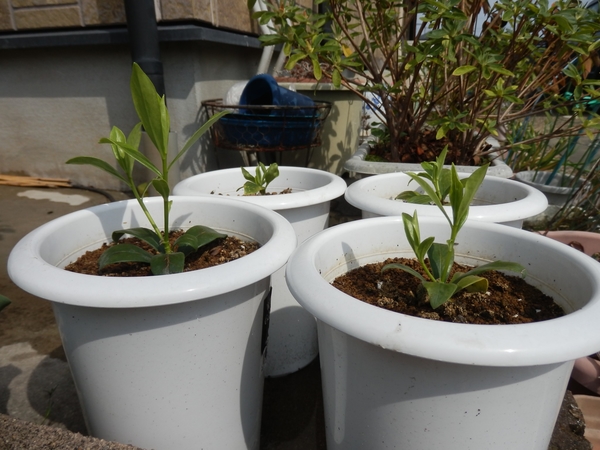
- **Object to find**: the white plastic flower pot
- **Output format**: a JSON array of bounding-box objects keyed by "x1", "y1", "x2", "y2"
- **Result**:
[
  {"x1": 343, "y1": 140, "x2": 514, "y2": 178},
  {"x1": 514, "y1": 170, "x2": 587, "y2": 206},
  {"x1": 345, "y1": 172, "x2": 548, "y2": 227},
  {"x1": 174, "y1": 167, "x2": 347, "y2": 377},
  {"x1": 285, "y1": 216, "x2": 600, "y2": 450},
  {"x1": 542, "y1": 231, "x2": 600, "y2": 396},
  {"x1": 8, "y1": 196, "x2": 297, "y2": 450}
]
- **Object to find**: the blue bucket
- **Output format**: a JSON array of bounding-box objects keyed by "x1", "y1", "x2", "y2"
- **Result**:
[{"x1": 240, "y1": 74, "x2": 314, "y2": 115}]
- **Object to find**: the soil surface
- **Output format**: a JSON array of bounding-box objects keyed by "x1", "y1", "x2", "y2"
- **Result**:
[
  {"x1": 65, "y1": 232, "x2": 258, "y2": 277},
  {"x1": 333, "y1": 257, "x2": 565, "y2": 324},
  {"x1": 367, "y1": 129, "x2": 494, "y2": 165}
]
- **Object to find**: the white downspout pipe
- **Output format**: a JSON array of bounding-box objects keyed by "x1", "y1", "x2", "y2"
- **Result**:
[{"x1": 253, "y1": 0, "x2": 275, "y2": 75}]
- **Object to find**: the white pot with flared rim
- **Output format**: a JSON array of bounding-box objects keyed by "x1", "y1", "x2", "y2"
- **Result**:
[
  {"x1": 345, "y1": 172, "x2": 548, "y2": 227},
  {"x1": 514, "y1": 170, "x2": 587, "y2": 206},
  {"x1": 8, "y1": 196, "x2": 297, "y2": 450},
  {"x1": 343, "y1": 140, "x2": 514, "y2": 178},
  {"x1": 174, "y1": 167, "x2": 347, "y2": 376},
  {"x1": 285, "y1": 216, "x2": 600, "y2": 450},
  {"x1": 541, "y1": 230, "x2": 600, "y2": 395}
]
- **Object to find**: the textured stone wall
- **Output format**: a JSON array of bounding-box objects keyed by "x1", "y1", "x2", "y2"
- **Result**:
[{"x1": 0, "y1": 0, "x2": 272, "y2": 33}]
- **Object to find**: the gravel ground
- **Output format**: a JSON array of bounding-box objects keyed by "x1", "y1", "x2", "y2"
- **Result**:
[{"x1": 0, "y1": 414, "x2": 143, "y2": 450}]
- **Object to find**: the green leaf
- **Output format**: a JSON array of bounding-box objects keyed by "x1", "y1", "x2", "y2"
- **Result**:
[
  {"x1": 405, "y1": 172, "x2": 446, "y2": 211},
  {"x1": 99, "y1": 138, "x2": 162, "y2": 178},
  {"x1": 174, "y1": 225, "x2": 226, "y2": 255},
  {"x1": 98, "y1": 243, "x2": 154, "y2": 270},
  {"x1": 111, "y1": 227, "x2": 163, "y2": 252},
  {"x1": 422, "y1": 281, "x2": 457, "y2": 309},
  {"x1": 396, "y1": 191, "x2": 433, "y2": 204},
  {"x1": 416, "y1": 236, "x2": 435, "y2": 264},
  {"x1": 243, "y1": 181, "x2": 263, "y2": 195},
  {"x1": 427, "y1": 242, "x2": 453, "y2": 281},
  {"x1": 452, "y1": 65, "x2": 477, "y2": 76},
  {"x1": 455, "y1": 274, "x2": 488, "y2": 293},
  {"x1": 455, "y1": 261, "x2": 526, "y2": 280},
  {"x1": 381, "y1": 263, "x2": 427, "y2": 283},
  {"x1": 332, "y1": 68, "x2": 342, "y2": 87},
  {"x1": 0, "y1": 294, "x2": 10, "y2": 312},
  {"x1": 241, "y1": 167, "x2": 255, "y2": 182},
  {"x1": 152, "y1": 178, "x2": 170, "y2": 201},
  {"x1": 264, "y1": 162, "x2": 280, "y2": 184},
  {"x1": 130, "y1": 63, "x2": 169, "y2": 154},
  {"x1": 150, "y1": 252, "x2": 185, "y2": 275},
  {"x1": 66, "y1": 156, "x2": 128, "y2": 185},
  {"x1": 127, "y1": 122, "x2": 143, "y2": 149},
  {"x1": 452, "y1": 164, "x2": 488, "y2": 232},
  {"x1": 402, "y1": 212, "x2": 422, "y2": 255}
]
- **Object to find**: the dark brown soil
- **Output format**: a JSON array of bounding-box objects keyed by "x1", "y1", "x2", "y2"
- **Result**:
[
  {"x1": 65, "y1": 231, "x2": 258, "y2": 276},
  {"x1": 332, "y1": 257, "x2": 565, "y2": 324},
  {"x1": 211, "y1": 188, "x2": 293, "y2": 196},
  {"x1": 367, "y1": 129, "x2": 494, "y2": 165}
]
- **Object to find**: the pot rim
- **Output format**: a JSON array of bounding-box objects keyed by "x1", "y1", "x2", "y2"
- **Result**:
[
  {"x1": 285, "y1": 216, "x2": 600, "y2": 366},
  {"x1": 8, "y1": 196, "x2": 297, "y2": 308},
  {"x1": 345, "y1": 172, "x2": 548, "y2": 222},
  {"x1": 343, "y1": 140, "x2": 514, "y2": 178},
  {"x1": 173, "y1": 166, "x2": 347, "y2": 210}
]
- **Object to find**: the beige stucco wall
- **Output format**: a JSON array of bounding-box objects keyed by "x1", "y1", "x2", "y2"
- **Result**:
[{"x1": 0, "y1": 0, "x2": 262, "y2": 33}]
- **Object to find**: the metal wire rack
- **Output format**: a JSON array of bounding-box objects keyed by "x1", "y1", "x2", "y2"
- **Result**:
[{"x1": 202, "y1": 99, "x2": 331, "y2": 163}]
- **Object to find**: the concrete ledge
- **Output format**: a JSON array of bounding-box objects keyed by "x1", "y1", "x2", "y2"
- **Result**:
[{"x1": 0, "y1": 24, "x2": 261, "y2": 50}]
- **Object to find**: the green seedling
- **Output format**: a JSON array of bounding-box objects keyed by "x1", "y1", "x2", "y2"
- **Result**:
[
  {"x1": 382, "y1": 148, "x2": 526, "y2": 309},
  {"x1": 238, "y1": 162, "x2": 280, "y2": 195},
  {"x1": 67, "y1": 63, "x2": 229, "y2": 275},
  {"x1": 0, "y1": 294, "x2": 10, "y2": 312},
  {"x1": 395, "y1": 148, "x2": 453, "y2": 205}
]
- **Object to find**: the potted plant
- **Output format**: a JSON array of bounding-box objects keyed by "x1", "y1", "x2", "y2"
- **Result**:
[
  {"x1": 507, "y1": 113, "x2": 600, "y2": 206},
  {"x1": 275, "y1": 60, "x2": 365, "y2": 174},
  {"x1": 7, "y1": 65, "x2": 297, "y2": 450},
  {"x1": 285, "y1": 163, "x2": 600, "y2": 449},
  {"x1": 173, "y1": 162, "x2": 347, "y2": 377},
  {"x1": 345, "y1": 148, "x2": 548, "y2": 227},
  {"x1": 252, "y1": 0, "x2": 600, "y2": 177}
]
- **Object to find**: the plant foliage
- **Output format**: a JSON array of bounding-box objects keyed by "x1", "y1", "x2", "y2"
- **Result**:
[
  {"x1": 382, "y1": 148, "x2": 526, "y2": 308},
  {"x1": 251, "y1": 0, "x2": 600, "y2": 165},
  {"x1": 238, "y1": 162, "x2": 280, "y2": 195},
  {"x1": 67, "y1": 63, "x2": 229, "y2": 275}
]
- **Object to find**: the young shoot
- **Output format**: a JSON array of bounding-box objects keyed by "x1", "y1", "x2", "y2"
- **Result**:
[
  {"x1": 382, "y1": 148, "x2": 526, "y2": 309},
  {"x1": 238, "y1": 162, "x2": 280, "y2": 195},
  {"x1": 67, "y1": 63, "x2": 229, "y2": 275},
  {"x1": 395, "y1": 147, "x2": 453, "y2": 204}
]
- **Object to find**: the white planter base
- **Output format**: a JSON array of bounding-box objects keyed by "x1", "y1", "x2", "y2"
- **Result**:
[
  {"x1": 53, "y1": 282, "x2": 268, "y2": 449},
  {"x1": 318, "y1": 323, "x2": 572, "y2": 449},
  {"x1": 174, "y1": 167, "x2": 347, "y2": 377}
]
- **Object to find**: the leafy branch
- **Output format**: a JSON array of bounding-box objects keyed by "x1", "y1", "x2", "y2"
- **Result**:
[{"x1": 252, "y1": 0, "x2": 600, "y2": 164}]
